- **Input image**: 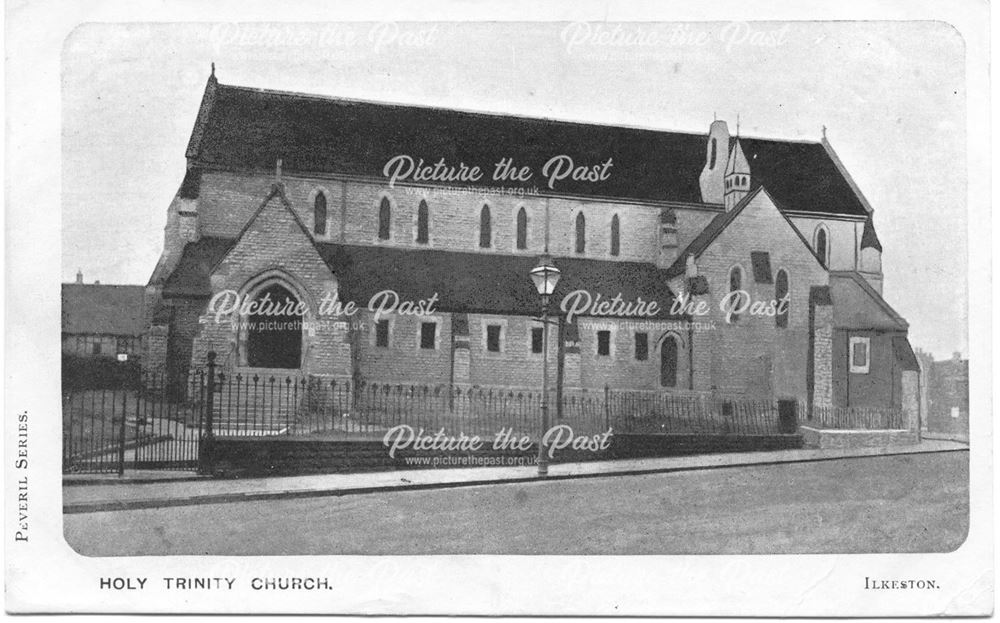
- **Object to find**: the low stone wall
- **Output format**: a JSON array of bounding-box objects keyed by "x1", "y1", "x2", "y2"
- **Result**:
[
  {"x1": 201, "y1": 433, "x2": 804, "y2": 478},
  {"x1": 799, "y1": 426, "x2": 919, "y2": 450}
]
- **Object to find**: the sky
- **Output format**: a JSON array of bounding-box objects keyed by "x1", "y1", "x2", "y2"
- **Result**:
[{"x1": 61, "y1": 21, "x2": 967, "y2": 359}]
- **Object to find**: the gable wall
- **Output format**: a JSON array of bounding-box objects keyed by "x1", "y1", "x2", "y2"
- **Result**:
[
  {"x1": 187, "y1": 195, "x2": 351, "y2": 377},
  {"x1": 692, "y1": 193, "x2": 830, "y2": 400}
]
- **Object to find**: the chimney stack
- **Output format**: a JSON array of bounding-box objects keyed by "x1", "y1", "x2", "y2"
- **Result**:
[{"x1": 75, "y1": 269, "x2": 83, "y2": 284}]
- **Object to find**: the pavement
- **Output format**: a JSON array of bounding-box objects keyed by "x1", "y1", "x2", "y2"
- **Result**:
[{"x1": 62, "y1": 438, "x2": 968, "y2": 514}]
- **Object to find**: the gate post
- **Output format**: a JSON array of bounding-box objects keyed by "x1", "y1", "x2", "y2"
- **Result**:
[
  {"x1": 201, "y1": 351, "x2": 217, "y2": 475},
  {"x1": 117, "y1": 391, "x2": 128, "y2": 476},
  {"x1": 604, "y1": 384, "x2": 610, "y2": 432}
]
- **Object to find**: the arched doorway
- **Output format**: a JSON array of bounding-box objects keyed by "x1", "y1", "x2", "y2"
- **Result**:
[
  {"x1": 660, "y1": 334, "x2": 678, "y2": 388},
  {"x1": 246, "y1": 283, "x2": 302, "y2": 369}
]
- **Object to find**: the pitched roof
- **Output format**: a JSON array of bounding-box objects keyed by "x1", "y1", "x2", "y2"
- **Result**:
[
  {"x1": 726, "y1": 140, "x2": 749, "y2": 175},
  {"x1": 316, "y1": 244, "x2": 685, "y2": 319},
  {"x1": 892, "y1": 336, "x2": 920, "y2": 371},
  {"x1": 829, "y1": 271, "x2": 908, "y2": 330},
  {"x1": 738, "y1": 137, "x2": 868, "y2": 216},
  {"x1": 664, "y1": 187, "x2": 761, "y2": 277},
  {"x1": 62, "y1": 284, "x2": 146, "y2": 335},
  {"x1": 160, "y1": 237, "x2": 235, "y2": 297},
  {"x1": 184, "y1": 76, "x2": 869, "y2": 216},
  {"x1": 860, "y1": 217, "x2": 883, "y2": 251},
  {"x1": 665, "y1": 186, "x2": 826, "y2": 278},
  {"x1": 161, "y1": 235, "x2": 685, "y2": 319}
]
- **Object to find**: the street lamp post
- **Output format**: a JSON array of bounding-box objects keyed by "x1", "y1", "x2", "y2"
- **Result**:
[{"x1": 530, "y1": 253, "x2": 561, "y2": 476}]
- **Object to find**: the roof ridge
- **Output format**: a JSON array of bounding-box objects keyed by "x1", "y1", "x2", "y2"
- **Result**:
[
  {"x1": 62, "y1": 283, "x2": 145, "y2": 288},
  {"x1": 665, "y1": 187, "x2": 764, "y2": 276},
  {"x1": 216, "y1": 81, "x2": 823, "y2": 145}
]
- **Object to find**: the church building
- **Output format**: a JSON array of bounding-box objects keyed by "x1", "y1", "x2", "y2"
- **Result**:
[{"x1": 144, "y1": 69, "x2": 920, "y2": 414}]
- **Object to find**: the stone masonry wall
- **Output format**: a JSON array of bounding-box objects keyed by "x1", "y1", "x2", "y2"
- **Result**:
[
  {"x1": 692, "y1": 191, "x2": 829, "y2": 400},
  {"x1": 188, "y1": 186, "x2": 352, "y2": 379},
  {"x1": 195, "y1": 170, "x2": 719, "y2": 264}
]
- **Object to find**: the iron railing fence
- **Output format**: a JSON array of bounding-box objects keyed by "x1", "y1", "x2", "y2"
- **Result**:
[
  {"x1": 62, "y1": 370, "x2": 205, "y2": 474},
  {"x1": 63, "y1": 360, "x2": 911, "y2": 474},
  {"x1": 607, "y1": 389, "x2": 791, "y2": 435},
  {"x1": 806, "y1": 403, "x2": 907, "y2": 430}
]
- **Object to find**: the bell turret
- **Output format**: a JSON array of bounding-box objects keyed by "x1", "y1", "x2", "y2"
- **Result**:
[{"x1": 724, "y1": 139, "x2": 751, "y2": 211}]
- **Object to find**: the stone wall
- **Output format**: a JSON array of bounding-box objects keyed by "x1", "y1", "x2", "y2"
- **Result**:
[
  {"x1": 799, "y1": 425, "x2": 918, "y2": 449},
  {"x1": 187, "y1": 185, "x2": 353, "y2": 379},
  {"x1": 812, "y1": 305, "x2": 834, "y2": 408},
  {"x1": 203, "y1": 432, "x2": 804, "y2": 477},
  {"x1": 690, "y1": 190, "x2": 829, "y2": 400},
  {"x1": 193, "y1": 170, "x2": 720, "y2": 265}
]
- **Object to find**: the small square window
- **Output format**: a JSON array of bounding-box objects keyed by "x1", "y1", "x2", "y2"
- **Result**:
[
  {"x1": 375, "y1": 320, "x2": 390, "y2": 347},
  {"x1": 597, "y1": 330, "x2": 611, "y2": 357},
  {"x1": 634, "y1": 333, "x2": 648, "y2": 361},
  {"x1": 419, "y1": 322, "x2": 437, "y2": 350},
  {"x1": 849, "y1": 336, "x2": 870, "y2": 374},
  {"x1": 531, "y1": 327, "x2": 544, "y2": 354},
  {"x1": 92, "y1": 341, "x2": 101, "y2": 355},
  {"x1": 487, "y1": 325, "x2": 502, "y2": 352}
]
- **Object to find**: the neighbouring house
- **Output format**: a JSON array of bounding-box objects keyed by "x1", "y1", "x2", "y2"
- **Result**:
[
  {"x1": 62, "y1": 270, "x2": 145, "y2": 361},
  {"x1": 142, "y1": 69, "x2": 920, "y2": 417},
  {"x1": 916, "y1": 349, "x2": 969, "y2": 437}
]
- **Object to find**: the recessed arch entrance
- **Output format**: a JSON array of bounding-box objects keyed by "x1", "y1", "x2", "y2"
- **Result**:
[{"x1": 245, "y1": 282, "x2": 303, "y2": 369}]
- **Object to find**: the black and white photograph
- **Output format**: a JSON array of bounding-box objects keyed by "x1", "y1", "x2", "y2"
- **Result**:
[{"x1": 5, "y1": 0, "x2": 993, "y2": 616}]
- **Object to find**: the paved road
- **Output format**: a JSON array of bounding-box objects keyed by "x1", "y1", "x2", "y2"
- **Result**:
[{"x1": 64, "y1": 451, "x2": 968, "y2": 556}]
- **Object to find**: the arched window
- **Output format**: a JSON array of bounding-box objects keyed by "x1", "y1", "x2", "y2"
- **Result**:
[
  {"x1": 814, "y1": 225, "x2": 829, "y2": 267},
  {"x1": 660, "y1": 334, "x2": 678, "y2": 388},
  {"x1": 416, "y1": 200, "x2": 429, "y2": 244},
  {"x1": 610, "y1": 214, "x2": 620, "y2": 256},
  {"x1": 479, "y1": 204, "x2": 492, "y2": 248},
  {"x1": 378, "y1": 197, "x2": 391, "y2": 240},
  {"x1": 775, "y1": 269, "x2": 789, "y2": 328},
  {"x1": 728, "y1": 265, "x2": 744, "y2": 324},
  {"x1": 575, "y1": 212, "x2": 586, "y2": 254},
  {"x1": 516, "y1": 207, "x2": 527, "y2": 250},
  {"x1": 313, "y1": 192, "x2": 327, "y2": 235},
  {"x1": 710, "y1": 138, "x2": 718, "y2": 170}
]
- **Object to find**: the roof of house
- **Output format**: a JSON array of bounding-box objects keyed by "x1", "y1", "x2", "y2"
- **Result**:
[
  {"x1": 61, "y1": 283, "x2": 146, "y2": 335},
  {"x1": 183, "y1": 75, "x2": 869, "y2": 216},
  {"x1": 162, "y1": 236, "x2": 685, "y2": 319}
]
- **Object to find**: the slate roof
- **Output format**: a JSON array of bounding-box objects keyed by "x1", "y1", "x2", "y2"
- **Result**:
[
  {"x1": 160, "y1": 237, "x2": 235, "y2": 297},
  {"x1": 892, "y1": 336, "x2": 920, "y2": 371},
  {"x1": 317, "y1": 244, "x2": 685, "y2": 319},
  {"x1": 664, "y1": 187, "x2": 826, "y2": 278},
  {"x1": 161, "y1": 237, "x2": 685, "y2": 319},
  {"x1": 62, "y1": 284, "x2": 146, "y2": 335},
  {"x1": 737, "y1": 137, "x2": 868, "y2": 216},
  {"x1": 183, "y1": 76, "x2": 869, "y2": 216},
  {"x1": 860, "y1": 217, "x2": 883, "y2": 252},
  {"x1": 663, "y1": 188, "x2": 763, "y2": 278},
  {"x1": 829, "y1": 271, "x2": 908, "y2": 330}
]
